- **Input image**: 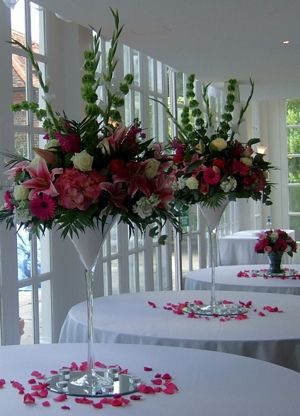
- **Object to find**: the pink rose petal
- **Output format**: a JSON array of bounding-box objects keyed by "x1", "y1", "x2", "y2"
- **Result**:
[
  {"x1": 93, "y1": 401, "x2": 103, "y2": 409},
  {"x1": 23, "y1": 393, "x2": 35, "y2": 404},
  {"x1": 61, "y1": 405, "x2": 70, "y2": 410},
  {"x1": 144, "y1": 366, "x2": 152, "y2": 372},
  {"x1": 42, "y1": 400, "x2": 51, "y2": 407},
  {"x1": 75, "y1": 397, "x2": 94, "y2": 404},
  {"x1": 130, "y1": 394, "x2": 142, "y2": 401},
  {"x1": 148, "y1": 301, "x2": 157, "y2": 308},
  {"x1": 0, "y1": 379, "x2": 6, "y2": 388},
  {"x1": 53, "y1": 393, "x2": 68, "y2": 402}
]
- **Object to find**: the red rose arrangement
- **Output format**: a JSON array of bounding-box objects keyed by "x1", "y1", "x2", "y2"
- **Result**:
[
  {"x1": 255, "y1": 229, "x2": 297, "y2": 257},
  {"x1": 163, "y1": 76, "x2": 274, "y2": 209}
]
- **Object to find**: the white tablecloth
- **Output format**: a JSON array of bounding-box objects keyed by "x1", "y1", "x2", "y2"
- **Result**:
[
  {"x1": 59, "y1": 290, "x2": 300, "y2": 372},
  {"x1": 1, "y1": 343, "x2": 300, "y2": 415},
  {"x1": 184, "y1": 264, "x2": 300, "y2": 295},
  {"x1": 219, "y1": 229, "x2": 295, "y2": 265}
]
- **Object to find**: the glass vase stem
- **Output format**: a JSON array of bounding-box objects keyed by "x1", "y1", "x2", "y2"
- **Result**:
[
  {"x1": 208, "y1": 225, "x2": 217, "y2": 309},
  {"x1": 85, "y1": 268, "x2": 95, "y2": 374}
]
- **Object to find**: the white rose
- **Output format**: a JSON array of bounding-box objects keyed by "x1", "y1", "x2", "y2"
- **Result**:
[
  {"x1": 145, "y1": 159, "x2": 160, "y2": 178},
  {"x1": 185, "y1": 176, "x2": 199, "y2": 190},
  {"x1": 13, "y1": 184, "x2": 29, "y2": 201},
  {"x1": 240, "y1": 157, "x2": 253, "y2": 166},
  {"x1": 210, "y1": 137, "x2": 227, "y2": 152},
  {"x1": 71, "y1": 150, "x2": 94, "y2": 171}
]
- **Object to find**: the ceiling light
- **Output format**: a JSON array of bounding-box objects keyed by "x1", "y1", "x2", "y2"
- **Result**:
[{"x1": 282, "y1": 40, "x2": 291, "y2": 45}]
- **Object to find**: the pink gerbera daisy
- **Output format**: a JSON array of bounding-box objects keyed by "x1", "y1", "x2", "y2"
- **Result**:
[{"x1": 30, "y1": 194, "x2": 56, "y2": 221}]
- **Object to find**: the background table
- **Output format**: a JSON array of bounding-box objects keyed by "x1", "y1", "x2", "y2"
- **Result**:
[
  {"x1": 218, "y1": 229, "x2": 295, "y2": 265},
  {"x1": 59, "y1": 290, "x2": 300, "y2": 372},
  {"x1": 184, "y1": 264, "x2": 300, "y2": 295},
  {"x1": 1, "y1": 343, "x2": 300, "y2": 415}
]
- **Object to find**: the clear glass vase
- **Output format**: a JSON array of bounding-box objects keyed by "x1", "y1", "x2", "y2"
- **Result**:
[
  {"x1": 47, "y1": 216, "x2": 139, "y2": 397},
  {"x1": 187, "y1": 200, "x2": 248, "y2": 316}
]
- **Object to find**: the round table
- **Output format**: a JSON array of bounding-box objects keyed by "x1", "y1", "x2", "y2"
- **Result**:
[
  {"x1": 1, "y1": 343, "x2": 300, "y2": 416},
  {"x1": 59, "y1": 290, "x2": 300, "y2": 372},
  {"x1": 184, "y1": 264, "x2": 300, "y2": 295}
]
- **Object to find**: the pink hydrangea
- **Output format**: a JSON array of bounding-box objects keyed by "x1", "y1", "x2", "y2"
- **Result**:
[{"x1": 55, "y1": 168, "x2": 105, "y2": 211}]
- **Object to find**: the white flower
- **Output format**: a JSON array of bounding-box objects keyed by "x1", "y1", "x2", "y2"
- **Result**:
[
  {"x1": 220, "y1": 176, "x2": 237, "y2": 192},
  {"x1": 14, "y1": 207, "x2": 31, "y2": 224},
  {"x1": 240, "y1": 157, "x2": 253, "y2": 166},
  {"x1": 133, "y1": 194, "x2": 160, "y2": 219},
  {"x1": 185, "y1": 176, "x2": 199, "y2": 190},
  {"x1": 210, "y1": 137, "x2": 227, "y2": 151},
  {"x1": 144, "y1": 159, "x2": 160, "y2": 178},
  {"x1": 71, "y1": 150, "x2": 94, "y2": 171},
  {"x1": 13, "y1": 185, "x2": 29, "y2": 201}
]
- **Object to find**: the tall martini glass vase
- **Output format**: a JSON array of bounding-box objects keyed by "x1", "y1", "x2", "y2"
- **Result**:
[
  {"x1": 195, "y1": 200, "x2": 248, "y2": 316},
  {"x1": 65, "y1": 217, "x2": 117, "y2": 395}
]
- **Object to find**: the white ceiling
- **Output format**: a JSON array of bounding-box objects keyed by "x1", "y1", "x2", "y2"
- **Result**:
[{"x1": 36, "y1": 0, "x2": 300, "y2": 100}]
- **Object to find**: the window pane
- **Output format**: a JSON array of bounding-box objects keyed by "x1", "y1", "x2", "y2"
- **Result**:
[
  {"x1": 288, "y1": 157, "x2": 300, "y2": 183},
  {"x1": 111, "y1": 260, "x2": 119, "y2": 294},
  {"x1": 15, "y1": 132, "x2": 29, "y2": 157},
  {"x1": 11, "y1": 0, "x2": 26, "y2": 45},
  {"x1": 134, "y1": 91, "x2": 141, "y2": 120},
  {"x1": 156, "y1": 61, "x2": 162, "y2": 93},
  {"x1": 148, "y1": 97, "x2": 155, "y2": 138},
  {"x1": 19, "y1": 286, "x2": 33, "y2": 344},
  {"x1": 30, "y1": 2, "x2": 45, "y2": 54},
  {"x1": 148, "y1": 57, "x2": 154, "y2": 91},
  {"x1": 129, "y1": 254, "x2": 137, "y2": 292},
  {"x1": 17, "y1": 230, "x2": 32, "y2": 281},
  {"x1": 290, "y1": 216, "x2": 300, "y2": 240},
  {"x1": 12, "y1": 54, "x2": 28, "y2": 125},
  {"x1": 133, "y1": 50, "x2": 140, "y2": 86},
  {"x1": 287, "y1": 128, "x2": 300, "y2": 153},
  {"x1": 138, "y1": 252, "x2": 145, "y2": 291},
  {"x1": 39, "y1": 281, "x2": 52, "y2": 343},
  {"x1": 289, "y1": 186, "x2": 300, "y2": 211},
  {"x1": 287, "y1": 99, "x2": 300, "y2": 125}
]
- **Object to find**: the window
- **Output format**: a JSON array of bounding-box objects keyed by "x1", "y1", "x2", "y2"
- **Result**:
[
  {"x1": 10, "y1": 0, "x2": 51, "y2": 344},
  {"x1": 286, "y1": 99, "x2": 300, "y2": 240}
]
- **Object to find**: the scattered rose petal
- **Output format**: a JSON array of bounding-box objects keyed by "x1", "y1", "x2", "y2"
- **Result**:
[
  {"x1": 95, "y1": 361, "x2": 107, "y2": 368},
  {"x1": 53, "y1": 393, "x2": 68, "y2": 402},
  {"x1": 42, "y1": 400, "x2": 51, "y2": 407},
  {"x1": 154, "y1": 373, "x2": 161, "y2": 378},
  {"x1": 23, "y1": 393, "x2": 35, "y2": 404},
  {"x1": 138, "y1": 384, "x2": 155, "y2": 394},
  {"x1": 50, "y1": 370, "x2": 58, "y2": 375},
  {"x1": 144, "y1": 366, "x2": 152, "y2": 372},
  {"x1": 11, "y1": 380, "x2": 24, "y2": 391},
  {"x1": 130, "y1": 394, "x2": 142, "y2": 401},
  {"x1": 28, "y1": 378, "x2": 36, "y2": 384},
  {"x1": 111, "y1": 398, "x2": 123, "y2": 407},
  {"x1": 93, "y1": 401, "x2": 103, "y2": 409},
  {"x1": 151, "y1": 378, "x2": 162, "y2": 385},
  {"x1": 148, "y1": 301, "x2": 157, "y2": 308},
  {"x1": 153, "y1": 386, "x2": 162, "y2": 393},
  {"x1": 69, "y1": 362, "x2": 79, "y2": 371},
  {"x1": 163, "y1": 382, "x2": 179, "y2": 394},
  {"x1": 258, "y1": 311, "x2": 266, "y2": 317},
  {"x1": 31, "y1": 370, "x2": 45, "y2": 379},
  {"x1": 61, "y1": 405, "x2": 70, "y2": 410},
  {"x1": 162, "y1": 373, "x2": 172, "y2": 380},
  {"x1": 75, "y1": 397, "x2": 94, "y2": 404},
  {"x1": 0, "y1": 379, "x2": 5, "y2": 388}
]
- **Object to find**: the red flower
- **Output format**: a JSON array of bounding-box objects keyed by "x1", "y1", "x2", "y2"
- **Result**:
[
  {"x1": 55, "y1": 131, "x2": 81, "y2": 153},
  {"x1": 30, "y1": 194, "x2": 56, "y2": 221},
  {"x1": 213, "y1": 158, "x2": 225, "y2": 170},
  {"x1": 203, "y1": 166, "x2": 221, "y2": 185},
  {"x1": 232, "y1": 160, "x2": 250, "y2": 176}
]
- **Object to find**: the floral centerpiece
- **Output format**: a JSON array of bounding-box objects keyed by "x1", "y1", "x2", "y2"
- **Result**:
[
  {"x1": 164, "y1": 75, "x2": 274, "y2": 209},
  {"x1": 0, "y1": 9, "x2": 179, "y2": 242},
  {"x1": 0, "y1": 9, "x2": 181, "y2": 397},
  {"x1": 255, "y1": 229, "x2": 297, "y2": 274},
  {"x1": 255, "y1": 229, "x2": 297, "y2": 257}
]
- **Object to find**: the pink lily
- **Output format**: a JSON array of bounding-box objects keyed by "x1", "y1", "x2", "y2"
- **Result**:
[{"x1": 23, "y1": 158, "x2": 62, "y2": 200}]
